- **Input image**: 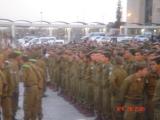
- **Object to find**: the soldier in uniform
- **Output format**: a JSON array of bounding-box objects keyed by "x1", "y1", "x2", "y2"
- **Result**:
[
  {"x1": 123, "y1": 50, "x2": 134, "y2": 75},
  {"x1": 145, "y1": 58, "x2": 159, "y2": 120},
  {"x1": 119, "y1": 63, "x2": 148, "y2": 120},
  {"x1": 101, "y1": 52, "x2": 112, "y2": 120},
  {"x1": 152, "y1": 56, "x2": 160, "y2": 120},
  {"x1": 29, "y1": 58, "x2": 44, "y2": 120},
  {"x1": 109, "y1": 56, "x2": 128, "y2": 120},
  {"x1": 5, "y1": 50, "x2": 22, "y2": 120},
  {"x1": 20, "y1": 56, "x2": 39, "y2": 120},
  {"x1": 0, "y1": 54, "x2": 9, "y2": 120},
  {"x1": 83, "y1": 52, "x2": 96, "y2": 117},
  {"x1": 91, "y1": 52, "x2": 105, "y2": 120},
  {"x1": 36, "y1": 57, "x2": 47, "y2": 96}
]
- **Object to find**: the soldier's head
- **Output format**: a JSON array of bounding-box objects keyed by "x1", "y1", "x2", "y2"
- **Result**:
[
  {"x1": 8, "y1": 50, "x2": 22, "y2": 59},
  {"x1": 149, "y1": 60, "x2": 158, "y2": 72},
  {"x1": 134, "y1": 63, "x2": 148, "y2": 77},
  {"x1": 123, "y1": 50, "x2": 132, "y2": 60},
  {"x1": 150, "y1": 56, "x2": 160, "y2": 74},
  {"x1": 20, "y1": 55, "x2": 29, "y2": 64},
  {"x1": 103, "y1": 51, "x2": 111, "y2": 62},
  {"x1": 29, "y1": 59, "x2": 37, "y2": 64},
  {"x1": 134, "y1": 51, "x2": 144, "y2": 62},
  {"x1": 114, "y1": 56, "x2": 124, "y2": 65},
  {"x1": 8, "y1": 50, "x2": 22, "y2": 63}
]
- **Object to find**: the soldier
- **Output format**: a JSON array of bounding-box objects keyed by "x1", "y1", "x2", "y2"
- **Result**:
[
  {"x1": 85, "y1": 51, "x2": 109, "y2": 120},
  {"x1": 101, "y1": 52, "x2": 112, "y2": 120},
  {"x1": 5, "y1": 50, "x2": 22, "y2": 120},
  {"x1": 83, "y1": 53, "x2": 95, "y2": 117},
  {"x1": 145, "y1": 58, "x2": 159, "y2": 120},
  {"x1": 0, "y1": 54, "x2": 9, "y2": 120},
  {"x1": 36, "y1": 57, "x2": 47, "y2": 96},
  {"x1": 91, "y1": 52, "x2": 104, "y2": 120},
  {"x1": 29, "y1": 58, "x2": 44, "y2": 120},
  {"x1": 123, "y1": 50, "x2": 134, "y2": 75},
  {"x1": 20, "y1": 56, "x2": 39, "y2": 120},
  {"x1": 69, "y1": 54, "x2": 79, "y2": 103},
  {"x1": 119, "y1": 63, "x2": 148, "y2": 120},
  {"x1": 126, "y1": 51, "x2": 146, "y2": 75},
  {"x1": 152, "y1": 56, "x2": 160, "y2": 120},
  {"x1": 109, "y1": 56, "x2": 128, "y2": 120}
]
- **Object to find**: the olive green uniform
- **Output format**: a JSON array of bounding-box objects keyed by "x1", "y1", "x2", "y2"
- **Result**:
[
  {"x1": 29, "y1": 62, "x2": 44, "y2": 120},
  {"x1": 22, "y1": 63, "x2": 39, "y2": 120},
  {"x1": 8, "y1": 59, "x2": 20, "y2": 118},
  {"x1": 0, "y1": 69, "x2": 10, "y2": 120},
  {"x1": 153, "y1": 77, "x2": 160, "y2": 120},
  {"x1": 120, "y1": 74, "x2": 146, "y2": 120},
  {"x1": 109, "y1": 65, "x2": 127, "y2": 120},
  {"x1": 102, "y1": 63, "x2": 112, "y2": 119},
  {"x1": 145, "y1": 71, "x2": 159, "y2": 120}
]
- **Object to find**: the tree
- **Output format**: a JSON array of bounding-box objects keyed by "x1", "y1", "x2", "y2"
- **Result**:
[{"x1": 114, "y1": 0, "x2": 122, "y2": 28}]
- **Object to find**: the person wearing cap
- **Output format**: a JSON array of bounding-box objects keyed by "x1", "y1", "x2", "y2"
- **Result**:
[
  {"x1": 28, "y1": 58, "x2": 44, "y2": 120},
  {"x1": 119, "y1": 63, "x2": 148, "y2": 120},
  {"x1": 5, "y1": 50, "x2": 22, "y2": 120},
  {"x1": 109, "y1": 56, "x2": 128, "y2": 120},
  {"x1": 20, "y1": 55, "x2": 39, "y2": 120}
]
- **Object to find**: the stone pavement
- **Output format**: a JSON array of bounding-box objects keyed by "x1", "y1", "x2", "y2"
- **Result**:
[{"x1": 16, "y1": 83, "x2": 95, "y2": 120}]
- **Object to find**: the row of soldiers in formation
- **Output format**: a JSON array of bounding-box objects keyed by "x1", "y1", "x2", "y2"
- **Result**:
[
  {"x1": 0, "y1": 48, "x2": 47, "y2": 120},
  {"x1": 46, "y1": 41, "x2": 160, "y2": 120}
]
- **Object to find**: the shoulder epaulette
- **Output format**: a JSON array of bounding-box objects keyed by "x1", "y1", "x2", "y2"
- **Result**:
[{"x1": 22, "y1": 64, "x2": 31, "y2": 68}]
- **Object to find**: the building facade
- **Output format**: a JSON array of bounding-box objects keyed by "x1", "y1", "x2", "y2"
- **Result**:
[{"x1": 127, "y1": 0, "x2": 160, "y2": 24}]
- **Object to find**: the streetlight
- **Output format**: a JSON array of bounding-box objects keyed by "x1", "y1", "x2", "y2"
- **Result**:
[
  {"x1": 154, "y1": 29, "x2": 157, "y2": 33},
  {"x1": 127, "y1": 13, "x2": 132, "y2": 17},
  {"x1": 141, "y1": 29, "x2": 145, "y2": 34}
]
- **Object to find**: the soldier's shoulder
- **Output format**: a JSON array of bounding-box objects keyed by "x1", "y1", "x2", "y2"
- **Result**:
[
  {"x1": 125, "y1": 74, "x2": 135, "y2": 81},
  {"x1": 22, "y1": 64, "x2": 31, "y2": 69}
]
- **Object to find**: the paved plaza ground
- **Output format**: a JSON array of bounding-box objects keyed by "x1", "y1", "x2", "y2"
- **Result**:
[{"x1": 16, "y1": 83, "x2": 95, "y2": 120}]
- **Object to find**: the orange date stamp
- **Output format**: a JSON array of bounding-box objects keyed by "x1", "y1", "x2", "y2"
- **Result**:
[{"x1": 116, "y1": 106, "x2": 145, "y2": 112}]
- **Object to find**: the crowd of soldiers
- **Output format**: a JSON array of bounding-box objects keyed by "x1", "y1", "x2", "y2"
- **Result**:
[
  {"x1": 0, "y1": 48, "x2": 46, "y2": 120},
  {"x1": 0, "y1": 39, "x2": 160, "y2": 120},
  {"x1": 45, "y1": 40, "x2": 160, "y2": 120}
]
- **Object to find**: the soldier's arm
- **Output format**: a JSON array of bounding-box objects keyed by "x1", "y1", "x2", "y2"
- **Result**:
[
  {"x1": 119, "y1": 77, "x2": 131, "y2": 104},
  {"x1": 21, "y1": 65, "x2": 30, "y2": 83},
  {"x1": 153, "y1": 79, "x2": 160, "y2": 107},
  {"x1": 36, "y1": 68, "x2": 44, "y2": 89},
  {"x1": 4, "y1": 67, "x2": 15, "y2": 96}
]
